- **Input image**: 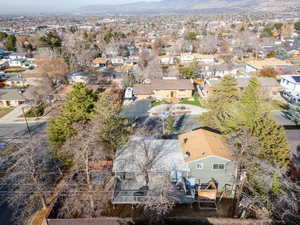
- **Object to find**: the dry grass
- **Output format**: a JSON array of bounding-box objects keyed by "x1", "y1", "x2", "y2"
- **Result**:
[{"x1": 0, "y1": 108, "x2": 12, "y2": 118}]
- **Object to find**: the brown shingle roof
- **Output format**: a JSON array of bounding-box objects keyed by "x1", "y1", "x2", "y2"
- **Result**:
[
  {"x1": 151, "y1": 79, "x2": 194, "y2": 90},
  {"x1": 133, "y1": 84, "x2": 153, "y2": 95},
  {"x1": 178, "y1": 129, "x2": 234, "y2": 162},
  {"x1": 133, "y1": 79, "x2": 194, "y2": 95}
]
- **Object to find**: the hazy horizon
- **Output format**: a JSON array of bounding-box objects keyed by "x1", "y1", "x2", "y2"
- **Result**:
[{"x1": 0, "y1": 0, "x2": 161, "y2": 14}]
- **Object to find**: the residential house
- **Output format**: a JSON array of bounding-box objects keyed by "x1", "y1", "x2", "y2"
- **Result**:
[
  {"x1": 3, "y1": 74, "x2": 26, "y2": 88},
  {"x1": 280, "y1": 75, "x2": 300, "y2": 93},
  {"x1": 193, "y1": 54, "x2": 218, "y2": 64},
  {"x1": 133, "y1": 79, "x2": 194, "y2": 101},
  {"x1": 178, "y1": 129, "x2": 237, "y2": 191},
  {"x1": 201, "y1": 64, "x2": 242, "y2": 78},
  {"x1": 159, "y1": 55, "x2": 176, "y2": 65},
  {"x1": 112, "y1": 137, "x2": 194, "y2": 204},
  {"x1": 111, "y1": 57, "x2": 125, "y2": 66},
  {"x1": 245, "y1": 58, "x2": 294, "y2": 74},
  {"x1": 180, "y1": 53, "x2": 218, "y2": 65},
  {"x1": 92, "y1": 58, "x2": 109, "y2": 68},
  {"x1": 67, "y1": 72, "x2": 91, "y2": 84},
  {"x1": 9, "y1": 52, "x2": 26, "y2": 60},
  {"x1": 0, "y1": 88, "x2": 25, "y2": 107}
]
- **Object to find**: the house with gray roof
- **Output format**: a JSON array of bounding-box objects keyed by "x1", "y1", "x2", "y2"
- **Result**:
[
  {"x1": 0, "y1": 88, "x2": 25, "y2": 107},
  {"x1": 112, "y1": 137, "x2": 195, "y2": 204}
]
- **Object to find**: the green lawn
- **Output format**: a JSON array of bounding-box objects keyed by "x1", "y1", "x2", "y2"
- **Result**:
[
  {"x1": 179, "y1": 93, "x2": 202, "y2": 107},
  {"x1": 0, "y1": 108, "x2": 12, "y2": 118},
  {"x1": 151, "y1": 100, "x2": 170, "y2": 107}
]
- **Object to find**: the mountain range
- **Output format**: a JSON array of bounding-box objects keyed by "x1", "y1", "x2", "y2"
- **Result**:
[{"x1": 80, "y1": 0, "x2": 300, "y2": 14}]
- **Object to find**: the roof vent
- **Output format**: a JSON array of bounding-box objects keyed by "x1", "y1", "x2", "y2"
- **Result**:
[{"x1": 184, "y1": 152, "x2": 190, "y2": 160}]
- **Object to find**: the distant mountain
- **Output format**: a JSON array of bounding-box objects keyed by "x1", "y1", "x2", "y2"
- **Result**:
[{"x1": 79, "y1": 0, "x2": 300, "y2": 14}]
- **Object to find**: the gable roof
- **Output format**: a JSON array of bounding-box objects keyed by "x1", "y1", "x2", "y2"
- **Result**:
[
  {"x1": 92, "y1": 58, "x2": 108, "y2": 64},
  {"x1": 151, "y1": 79, "x2": 194, "y2": 90},
  {"x1": 0, "y1": 89, "x2": 25, "y2": 101},
  {"x1": 133, "y1": 79, "x2": 194, "y2": 95},
  {"x1": 178, "y1": 129, "x2": 234, "y2": 162},
  {"x1": 113, "y1": 137, "x2": 189, "y2": 173}
]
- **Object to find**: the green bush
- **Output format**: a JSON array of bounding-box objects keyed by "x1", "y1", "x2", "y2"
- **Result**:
[{"x1": 25, "y1": 104, "x2": 46, "y2": 117}]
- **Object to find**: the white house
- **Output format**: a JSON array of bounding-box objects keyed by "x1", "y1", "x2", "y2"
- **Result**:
[
  {"x1": 159, "y1": 56, "x2": 176, "y2": 65},
  {"x1": 67, "y1": 72, "x2": 90, "y2": 84},
  {"x1": 280, "y1": 75, "x2": 300, "y2": 93},
  {"x1": 111, "y1": 57, "x2": 125, "y2": 65},
  {"x1": 9, "y1": 53, "x2": 26, "y2": 60}
]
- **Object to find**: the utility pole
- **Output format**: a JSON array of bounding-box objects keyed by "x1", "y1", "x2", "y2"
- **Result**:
[{"x1": 22, "y1": 107, "x2": 32, "y2": 139}]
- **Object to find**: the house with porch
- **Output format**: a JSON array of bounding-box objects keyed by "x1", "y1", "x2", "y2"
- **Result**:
[
  {"x1": 112, "y1": 137, "x2": 194, "y2": 204},
  {"x1": 178, "y1": 129, "x2": 237, "y2": 191},
  {"x1": 0, "y1": 88, "x2": 25, "y2": 107}
]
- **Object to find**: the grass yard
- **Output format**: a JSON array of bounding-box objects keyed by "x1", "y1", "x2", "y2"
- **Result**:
[
  {"x1": 0, "y1": 108, "x2": 12, "y2": 118},
  {"x1": 179, "y1": 93, "x2": 201, "y2": 107},
  {"x1": 151, "y1": 100, "x2": 170, "y2": 107}
]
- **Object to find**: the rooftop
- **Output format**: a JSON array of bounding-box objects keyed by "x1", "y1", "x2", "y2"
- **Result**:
[
  {"x1": 178, "y1": 129, "x2": 233, "y2": 162},
  {"x1": 247, "y1": 58, "x2": 293, "y2": 69},
  {"x1": 0, "y1": 88, "x2": 25, "y2": 101}
]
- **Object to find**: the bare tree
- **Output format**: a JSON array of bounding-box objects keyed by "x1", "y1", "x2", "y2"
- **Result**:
[
  {"x1": 0, "y1": 135, "x2": 61, "y2": 225},
  {"x1": 35, "y1": 54, "x2": 69, "y2": 83},
  {"x1": 57, "y1": 122, "x2": 112, "y2": 218}
]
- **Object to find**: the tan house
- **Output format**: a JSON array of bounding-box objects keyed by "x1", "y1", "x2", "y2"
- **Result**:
[
  {"x1": 0, "y1": 88, "x2": 25, "y2": 107},
  {"x1": 133, "y1": 79, "x2": 194, "y2": 100}
]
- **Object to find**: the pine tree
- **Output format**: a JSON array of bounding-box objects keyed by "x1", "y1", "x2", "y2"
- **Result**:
[
  {"x1": 165, "y1": 115, "x2": 175, "y2": 134},
  {"x1": 225, "y1": 77, "x2": 289, "y2": 167},
  {"x1": 199, "y1": 75, "x2": 239, "y2": 131},
  {"x1": 4, "y1": 34, "x2": 16, "y2": 51},
  {"x1": 286, "y1": 104, "x2": 300, "y2": 125},
  {"x1": 224, "y1": 77, "x2": 266, "y2": 133},
  {"x1": 253, "y1": 115, "x2": 289, "y2": 167},
  {"x1": 62, "y1": 83, "x2": 97, "y2": 123},
  {"x1": 48, "y1": 83, "x2": 96, "y2": 149},
  {"x1": 96, "y1": 92, "x2": 131, "y2": 153}
]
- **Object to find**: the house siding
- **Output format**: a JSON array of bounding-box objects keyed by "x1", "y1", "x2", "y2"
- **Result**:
[
  {"x1": 153, "y1": 90, "x2": 193, "y2": 100},
  {"x1": 187, "y1": 156, "x2": 236, "y2": 190}
]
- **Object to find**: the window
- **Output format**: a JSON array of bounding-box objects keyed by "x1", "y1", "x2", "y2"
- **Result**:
[
  {"x1": 213, "y1": 164, "x2": 225, "y2": 170},
  {"x1": 196, "y1": 163, "x2": 204, "y2": 169}
]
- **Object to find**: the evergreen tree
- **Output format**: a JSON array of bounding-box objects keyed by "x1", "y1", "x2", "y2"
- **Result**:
[
  {"x1": 4, "y1": 34, "x2": 16, "y2": 51},
  {"x1": 165, "y1": 115, "x2": 175, "y2": 134},
  {"x1": 199, "y1": 75, "x2": 239, "y2": 131},
  {"x1": 253, "y1": 115, "x2": 289, "y2": 167},
  {"x1": 96, "y1": 92, "x2": 131, "y2": 154},
  {"x1": 0, "y1": 31, "x2": 7, "y2": 41},
  {"x1": 48, "y1": 83, "x2": 96, "y2": 149},
  {"x1": 62, "y1": 83, "x2": 97, "y2": 123},
  {"x1": 224, "y1": 77, "x2": 266, "y2": 133},
  {"x1": 286, "y1": 104, "x2": 300, "y2": 125},
  {"x1": 225, "y1": 77, "x2": 289, "y2": 167}
]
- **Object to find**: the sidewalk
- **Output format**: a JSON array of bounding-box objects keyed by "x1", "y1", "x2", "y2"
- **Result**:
[{"x1": 0, "y1": 104, "x2": 49, "y2": 124}]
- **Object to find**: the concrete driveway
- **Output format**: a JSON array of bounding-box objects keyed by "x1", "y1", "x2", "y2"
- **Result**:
[
  {"x1": 121, "y1": 100, "x2": 151, "y2": 120},
  {"x1": 150, "y1": 104, "x2": 208, "y2": 117}
]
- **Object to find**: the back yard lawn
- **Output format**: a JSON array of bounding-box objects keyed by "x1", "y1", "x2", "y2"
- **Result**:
[{"x1": 180, "y1": 93, "x2": 201, "y2": 107}]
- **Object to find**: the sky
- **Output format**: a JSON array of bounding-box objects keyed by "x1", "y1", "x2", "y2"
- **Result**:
[{"x1": 0, "y1": 0, "x2": 160, "y2": 14}]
